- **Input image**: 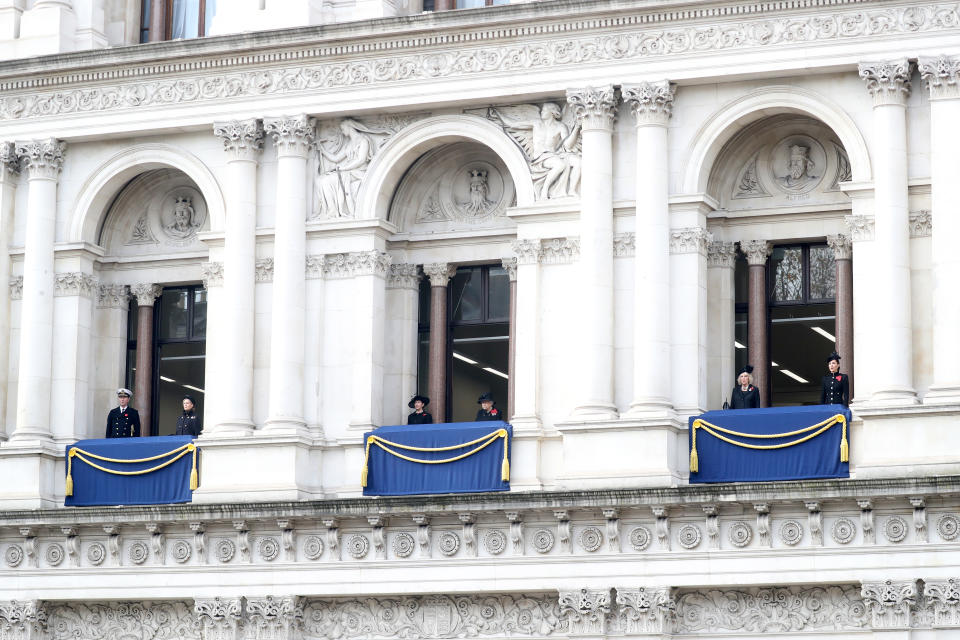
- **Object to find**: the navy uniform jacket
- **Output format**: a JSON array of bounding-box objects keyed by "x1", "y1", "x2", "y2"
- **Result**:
[
  {"x1": 730, "y1": 385, "x2": 760, "y2": 409},
  {"x1": 175, "y1": 411, "x2": 202, "y2": 437},
  {"x1": 407, "y1": 411, "x2": 433, "y2": 425},
  {"x1": 106, "y1": 406, "x2": 141, "y2": 438},
  {"x1": 821, "y1": 373, "x2": 850, "y2": 406},
  {"x1": 475, "y1": 407, "x2": 502, "y2": 421}
]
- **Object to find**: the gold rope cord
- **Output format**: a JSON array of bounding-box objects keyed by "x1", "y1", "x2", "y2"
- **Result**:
[
  {"x1": 65, "y1": 443, "x2": 199, "y2": 496},
  {"x1": 689, "y1": 414, "x2": 848, "y2": 472},
  {"x1": 361, "y1": 428, "x2": 509, "y2": 487}
]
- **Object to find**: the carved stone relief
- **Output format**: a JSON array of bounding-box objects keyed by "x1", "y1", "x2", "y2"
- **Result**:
[
  {"x1": 732, "y1": 154, "x2": 769, "y2": 198},
  {"x1": 771, "y1": 135, "x2": 825, "y2": 194},
  {"x1": 48, "y1": 601, "x2": 200, "y2": 640}
]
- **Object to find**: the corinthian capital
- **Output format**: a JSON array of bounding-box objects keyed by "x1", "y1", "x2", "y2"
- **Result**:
[
  {"x1": 558, "y1": 588, "x2": 612, "y2": 636},
  {"x1": 213, "y1": 119, "x2": 264, "y2": 161},
  {"x1": 15, "y1": 138, "x2": 66, "y2": 179},
  {"x1": 246, "y1": 596, "x2": 304, "y2": 636},
  {"x1": 423, "y1": 262, "x2": 455, "y2": 287},
  {"x1": 918, "y1": 55, "x2": 960, "y2": 100},
  {"x1": 264, "y1": 114, "x2": 316, "y2": 157},
  {"x1": 0, "y1": 142, "x2": 19, "y2": 179},
  {"x1": 566, "y1": 85, "x2": 618, "y2": 131},
  {"x1": 0, "y1": 600, "x2": 47, "y2": 637},
  {"x1": 740, "y1": 239, "x2": 771, "y2": 266},
  {"x1": 861, "y1": 579, "x2": 917, "y2": 629},
  {"x1": 622, "y1": 81, "x2": 674, "y2": 126},
  {"x1": 827, "y1": 234, "x2": 852, "y2": 260},
  {"x1": 130, "y1": 283, "x2": 162, "y2": 307},
  {"x1": 859, "y1": 60, "x2": 912, "y2": 106}
]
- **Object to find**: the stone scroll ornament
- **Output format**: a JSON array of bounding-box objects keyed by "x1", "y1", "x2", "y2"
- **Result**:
[{"x1": 482, "y1": 103, "x2": 581, "y2": 200}]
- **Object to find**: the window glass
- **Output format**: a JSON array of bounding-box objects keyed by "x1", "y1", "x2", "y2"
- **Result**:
[
  {"x1": 127, "y1": 303, "x2": 139, "y2": 341},
  {"x1": 170, "y1": 0, "x2": 201, "y2": 39},
  {"x1": 734, "y1": 253, "x2": 748, "y2": 305},
  {"x1": 159, "y1": 289, "x2": 189, "y2": 340},
  {"x1": 155, "y1": 341, "x2": 206, "y2": 436},
  {"x1": 192, "y1": 288, "x2": 207, "y2": 338},
  {"x1": 451, "y1": 267, "x2": 482, "y2": 323},
  {"x1": 140, "y1": 0, "x2": 152, "y2": 43},
  {"x1": 450, "y1": 324, "x2": 509, "y2": 422},
  {"x1": 770, "y1": 304, "x2": 836, "y2": 405},
  {"x1": 487, "y1": 266, "x2": 510, "y2": 322},
  {"x1": 418, "y1": 277, "x2": 431, "y2": 329},
  {"x1": 204, "y1": 0, "x2": 216, "y2": 35},
  {"x1": 808, "y1": 245, "x2": 836, "y2": 300},
  {"x1": 456, "y1": 0, "x2": 487, "y2": 6},
  {"x1": 771, "y1": 246, "x2": 803, "y2": 302}
]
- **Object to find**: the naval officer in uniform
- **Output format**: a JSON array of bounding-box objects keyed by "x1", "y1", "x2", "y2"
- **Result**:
[
  {"x1": 105, "y1": 388, "x2": 142, "y2": 438},
  {"x1": 820, "y1": 351, "x2": 850, "y2": 407}
]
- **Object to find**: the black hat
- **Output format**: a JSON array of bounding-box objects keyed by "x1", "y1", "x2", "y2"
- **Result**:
[
  {"x1": 477, "y1": 392, "x2": 495, "y2": 404},
  {"x1": 738, "y1": 364, "x2": 754, "y2": 376},
  {"x1": 826, "y1": 352, "x2": 841, "y2": 364},
  {"x1": 182, "y1": 394, "x2": 196, "y2": 404},
  {"x1": 408, "y1": 395, "x2": 430, "y2": 408}
]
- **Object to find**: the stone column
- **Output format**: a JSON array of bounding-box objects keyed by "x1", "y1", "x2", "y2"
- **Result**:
[
  {"x1": 423, "y1": 263, "x2": 453, "y2": 424},
  {"x1": 920, "y1": 55, "x2": 960, "y2": 403},
  {"x1": 707, "y1": 241, "x2": 737, "y2": 410},
  {"x1": 828, "y1": 234, "x2": 854, "y2": 397},
  {"x1": 304, "y1": 256, "x2": 324, "y2": 436},
  {"x1": 858, "y1": 60, "x2": 917, "y2": 404},
  {"x1": 130, "y1": 283, "x2": 161, "y2": 434},
  {"x1": 345, "y1": 251, "x2": 390, "y2": 432},
  {"x1": 51, "y1": 270, "x2": 98, "y2": 442},
  {"x1": 148, "y1": 0, "x2": 166, "y2": 41},
  {"x1": 212, "y1": 119, "x2": 263, "y2": 435},
  {"x1": 93, "y1": 284, "x2": 130, "y2": 440},
  {"x1": 502, "y1": 257, "x2": 517, "y2": 419},
  {"x1": 264, "y1": 115, "x2": 314, "y2": 434},
  {"x1": 0, "y1": 144, "x2": 18, "y2": 441},
  {"x1": 199, "y1": 262, "x2": 223, "y2": 434},
  {"x1": 10, "y1": 139, "x2": 64, "y2": 442},
  {"x1": 844, "y1": 214, "x2": 876, "y2": 399},
  {"x1": 741, "y1": 240, "x2": 770, "y2": 407},
  {"x1": 566, "y1": 85, "x2": 618, "y2": 421},
  {"x1": 622, "y1": 81, "x2": 674, "y2": 417},
  {"x1": 510, "y1": 241, "x2": 541, "y2": 428},
  {"x1": 434, "y1": 0, "x2": 455, "y2": 9},
  {"x1": 670, "y1": 227, "x2": 711, "y2": 413},
  {"x1": 384, "y1": 264, "x2": 420, "y2": 426}
]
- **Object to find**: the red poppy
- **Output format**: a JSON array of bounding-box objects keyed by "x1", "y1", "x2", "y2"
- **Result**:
[
  {"x1": 491, "y1": 409, "x2": 498, "y2": 415},
  {"x1": 123, "y1": 413, "x2": 128, "y2": 417},
  {"x1": 835, "y1": 376, "x2": 842, "y2": 382}
]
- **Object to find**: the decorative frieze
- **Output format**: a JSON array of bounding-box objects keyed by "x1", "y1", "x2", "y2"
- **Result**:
[
  {"x1": 305, "y1": 254, "x2": 325, "y2": 280},
  {"x1": 15, "y1": 138, "x2": 65, "y2": 179},
  {"x1": 201, "y1": 261, "x2": 223, "y2": 288},
  {"x1": 859, "y1": 59, "x2": 913, "y2": 106},
  {"x1": 387, "y1": 263, "x2": 420, "y2": 290},
  {"x1": 48, "y1": 601, "x2": 196, "y2": 640},
  {"x1": 96, "y1": 284, "x2": 130, "y2": 309},
  {"x1": 613, "y1": 232, "x2": 635, "y2": 258},
  {"x1": 324, "y1": 251, "x2": 390, "y2": 278},
  {"x1": 707, "y1": 240, "x2": 737, "y2": 268},
  {"x1": 845, "y1": 214, "x2": 875, "y2": 241},
  {"x1": 919, "y1": 54, "x2": 960, "y2": 100},
  {"x1": 558, "y1": 588, "x2": 611, "y2": 636},
  {"x1": 510, "y1": 239, "x2": 543, "y2": 266},
  {"x1": 566, "y1": 86, "x2": 618, "y2": 131},
  {"x1": 602, "y1": 509, "x2": 619, "y2": 553},
  {"x1": 615, "y1": 587, "x2": 676, "y2": 635},
  {"x1": 910, "y1": 210, "x2": 932, "y2": 238},
  {"x1": 539, "y1": 237, "x2": 580, "y2": 265},
  {"x1": 827, "y1": 233, "x2": 853, "y2": 260},
  {"x1": 670, "y1": 227, "x2": 710, "y2": 255},
  {"x1": 54, "y1": 272, "x2": 97, "y2": 298},
  {"x1": 861, "y1": 579, "x2": 918, "y2": 629},
  {"x1": 130, "y1": 283, "x2": 162, "y2": 307},
  {"x1": 622, "y1": 81, "x2": 675, "y2": 126},
  {"x1": 9, "y1": 275, "x2": 22, "y2": 300},
  {"x1": 195, "y1": 597, "x2": 243, "y2": 640},
  {"x1": 255, "y1": 257, "x2": 274, "y2": 283},
  {"x1": 264, "y1": 114, "x2": 315, "y2": 157},
  {"x1": 213, "y1": 119, "x2": 264, "y2": 162}
]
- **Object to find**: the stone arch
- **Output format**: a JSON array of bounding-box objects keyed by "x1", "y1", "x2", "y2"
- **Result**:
[
  {"x1": 70, "y1": 143, "x2": 225, "y2": 245},
  {"x1": 357, "y1": 114, "x2": 535, "y2": 222},
  {"x1": 681, "y1": 86, "x2": 871, "y2": 196}
]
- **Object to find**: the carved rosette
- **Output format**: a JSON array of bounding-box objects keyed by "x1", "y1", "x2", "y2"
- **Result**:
[
  {"x1": 740, "y1": 239, "x2": 772, "y2": 266},
  {"x1": 925, "y1": 578, "x2": 960, "y2": 627},
  {"x1": 0, "y1": 141, "x2": 19, "y2": 178},
  {"x1": 130, "y1": 283, "x2": 163, "y2": 307},
  {"x1": 861, "y1": 579, "x2": 917, "y2": 629},
  {"x1": 566, "y1": 86, "x2": 618, "y2": 131},
  {"x1": 622, "y1": 81, "x2": 675, "y2": 126},
  {"x1": 613, "y1": 232, "x2": 635, "y2": 258},
  {"x1": 387, "y1": 263, "x2": 420, "y2": 290},
  {"x1": 15, "y1": 138, "x2": 66, "y2": 179},
  {"x1": 511, "y1": 239, "x2": 543, "y2": 266},
  {"x1": 0, "y1": 600, "x2": 48, "y2": 638},
  {"x1": 540, "y1": 237, "x2": 580, "y2": 265},
  {"x1": 201, "y1": 262, "x2": 224, "y2": 288},
  {"x1": 918, "y1": 55, "x2": 960, "y2": 100},
  {"x1": 255, "y1": 258, "x2": 274, "y2": 283},
  {"x1": 323, "y1": 251, "x2": 391, "y2": 279},
  {"x1": 669, "y1": 228, "x2": 710, "y2": 255},
  {"x1": 707, "y1": 240, "x2": 737, "y2": 268},
  {"x1": 859, "y1": 60, "x2": 912, "y2": 106},
  {"x1": 827, "y1": 234, "x2": 852, "y2": 260},
  {"x1": 264, "y1": 114, "x2": 316, "y2": 157},
  {"x1": 422, "y1": 262, "x2": 456, "y2": 287},
  {"x1": 195, "y1": 597, "x2": 243, "y2": 640},
  {"x1": 246, "y1": 596, "x2": 304, "y2": 638},
  {"x1": 909, "y1": 210, "x2": 932, "y2": 238},
  {"x1": 213, "y1": 119, "x2": 265, "y2": 162},
  {"x1": 53, "y1": 272, "x2": 98, "y2": 298},
  {"x1": 616, "y1": 587, "x2": 676, "y2": 635},
  {"x1": 845, "y1": 215, "x2": 875, "y2": 242},
  {"x1": 97, "y1": 284, "x2": 130, "y2": 309},
  {"x1": 558, "y1": 588, "x2": 612, "y2": 636},
  {"x1": 500, "y1": 257, "x2": 517, "y2": 282}
]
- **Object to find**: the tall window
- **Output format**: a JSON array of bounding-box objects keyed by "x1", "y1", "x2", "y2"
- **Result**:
[{"x1": 140, "y1": 0, "x2": 217, "y2": 42}]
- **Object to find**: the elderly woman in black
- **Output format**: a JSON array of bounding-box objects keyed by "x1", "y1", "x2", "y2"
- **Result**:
[
  {"x1": 407, "y1": 395, "x2": 433, "y2": 425},
  {"x1": 730, "y1": 365, "x2": 760, "y2": 409},
  {"x1": 820, "y1": 352, "x2": 850, "y2": 406},
  {"x1": 175, "y1": 395, "x2": 202, "y2": 437}
]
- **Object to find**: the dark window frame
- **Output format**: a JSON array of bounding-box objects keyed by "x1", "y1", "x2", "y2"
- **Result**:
[
  {"x1": 767, "y1": 242, "x2": 836, "y2": 307},
  {"x1": 140, "y1": 0, "x2": 211, "y2": 42}
]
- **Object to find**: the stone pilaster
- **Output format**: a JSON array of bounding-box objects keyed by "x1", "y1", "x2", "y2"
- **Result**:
[
  {"x1": 558, "y1": 588, "x2": 612, "y2": 636},
  {"x1": 860, "y1": 579, "x2": 917, "y2": 630},
  {"x1": 195, "y1": 597, "x2": 244, "y2": 640},
  {"x1": 615, "y1": 586, "x2": 676, "y2": 635},
  {"x1": 245, "y1": 596, "x2": 304, "y2": 640}
]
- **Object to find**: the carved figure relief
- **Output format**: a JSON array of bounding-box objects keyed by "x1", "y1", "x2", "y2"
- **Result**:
[
  {"x1": 478, "y1": 102, "x2": 581, "y2": 200},
  {"x1": 128, "y1": 212, "x2": 158, "y2": 244},
  {"x1": 733, "y1": 155, "x2": 769, "y2": 199},
  {"x1": 161, "y1": 195, "x2": 205, "y2": 244},
  {"x1": 771, "y1": 136, "x2": 826, "y2": 194},
  {"x1": 415, "y1": 163, "x2": 511, "y2": 224}
]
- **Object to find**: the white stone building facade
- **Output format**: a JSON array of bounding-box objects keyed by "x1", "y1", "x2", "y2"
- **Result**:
[{"x1": 0, "y1": 0, "x2": 958, "y2": 637}]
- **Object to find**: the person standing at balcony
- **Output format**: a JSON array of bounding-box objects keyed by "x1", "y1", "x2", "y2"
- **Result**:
[
  {"x1": 175, "y1": 395, "x2": 202, "y2": 437},
  {"x1": 475, "y1": 392, "x2": 502, "y2": 421},
  {"x1": 106, "y1": 388, "x2": 142, "y2": 438},
  {"x1": 820, "y1": 352, "x2": 850, "y2": 407},
  {"x1": 407, "y1": 395, "x2": 433, "y2": 425},
  {"x1": 730, "y1": 366, "x2": 760, "y2": 409}
]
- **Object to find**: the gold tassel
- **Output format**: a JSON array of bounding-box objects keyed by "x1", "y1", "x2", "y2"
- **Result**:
[
  {"x1": 65, "y1": 473, "x2": 73, "y2": 497},
  {"x1": 65, "y1": 448, "x2": 75, "y2": 497},
  {"x1": 189, "y1": 445, "x2": 199, "y2": 490},
  {"x1": 840, "y1": 436, "x2": 849, "y2": 463},
  {"x1": 361, "y1": 464, "x2": 368, "y2": 488},
  {"x1": 501, "y1": 457, "x2": 510, "y2": 482},
  {"x1": 689, "y1": 446, "x2": 699, "y2": 473}
]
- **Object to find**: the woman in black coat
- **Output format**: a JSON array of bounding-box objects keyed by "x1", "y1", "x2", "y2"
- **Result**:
[
  {"x1": 175, "y1": 395, "x2": 202, "y2": 437},
  {"x1": 730, "y1": 365, "x2": 761, "y2": 409},
  {"x1": 820, "y1": 352, "x2": 850, "y2": 406},
  {"x1": 407, "y1": 395, "x2": 433, "y2": 425}
]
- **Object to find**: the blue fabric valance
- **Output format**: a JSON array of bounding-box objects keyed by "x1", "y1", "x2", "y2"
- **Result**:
[
  {"x1": 362, "y1": 421, "x2": 512, "y2": 496},
  {"x1": 689, "y1": 405, "x2": 851, "y2": 484},
  {"x1": 64, "y1": 436, "x2": 198, "y2": 506}
]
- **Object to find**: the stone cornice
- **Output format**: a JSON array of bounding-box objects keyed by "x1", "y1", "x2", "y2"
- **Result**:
[{"x1": 0, "y1": 2, "x2": 957, "y2": 122}]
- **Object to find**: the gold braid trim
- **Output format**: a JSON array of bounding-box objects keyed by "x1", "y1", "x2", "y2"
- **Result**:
[
  {"x1": 361, "y1": 429, "x2": 509, "y2": 487},
  {"x1": 65, "y1": 443, "x2": 199, "y2": 497},
  {"x1": 690, "y1": 414, "x2": 848, "y2": 473}
]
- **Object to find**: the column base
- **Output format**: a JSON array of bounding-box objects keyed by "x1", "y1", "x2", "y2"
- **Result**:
[
  {"x1": 568, "y1": 403, "x2": 619, "y2": 422},
  {"x1": 863, "y1": 388, "x2": 919, "y2": 408},
  {"x1": 263, "y1": 416, "x2": 309, "y2": 437},
  {"x1": 923, "y1": 385, "x2": 960, "y2": 406},
  {"x1": 6, "y1": 430, "x2": 54, "y2": 444},
  {"x1": 508, "y1": 429, "x2": 542, "y2": 492},
  {"x1": 622, "y1": 401, "x2": 675, "y2": 421},
  {"x1": 209, "y1": 420, "x2": 256, "y2": 437},
  {"x1": 0, "y1": 441, "x2": 62, "y2": 509}
]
